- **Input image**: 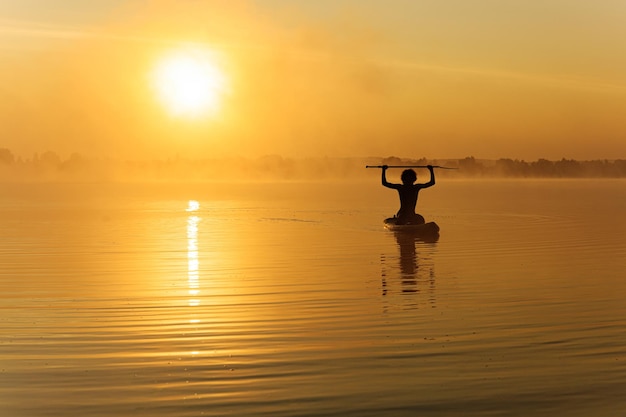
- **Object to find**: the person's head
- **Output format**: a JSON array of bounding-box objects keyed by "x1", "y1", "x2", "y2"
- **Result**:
[{"x1": 401, "y1": 169, "x2": 417, "y2": 185}]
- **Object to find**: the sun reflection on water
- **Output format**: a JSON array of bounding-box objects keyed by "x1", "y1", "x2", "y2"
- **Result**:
[{"x1": 186, "y1": 200, "x2": 200, "y2": 310}]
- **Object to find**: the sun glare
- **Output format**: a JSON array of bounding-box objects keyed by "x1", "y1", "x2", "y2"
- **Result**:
[{"x1": 152, "y1": 48, "x2": 227, "y2": 118}]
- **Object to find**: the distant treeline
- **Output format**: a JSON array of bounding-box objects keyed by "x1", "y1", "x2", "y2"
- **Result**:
[
  {"x1": 380, "y1": 156, "x2": 626, "y2": 178},
  {"x1": 1, "y1": 148, "x2": 626, "y2": 182}
]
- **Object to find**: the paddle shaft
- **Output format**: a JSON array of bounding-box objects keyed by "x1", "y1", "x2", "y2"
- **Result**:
[{"x1": 365, "y1": 165, "x2": 458, "y2": 170}]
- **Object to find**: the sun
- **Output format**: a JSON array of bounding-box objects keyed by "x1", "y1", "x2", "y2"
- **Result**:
[{"x1": 152, "y1": 47, "x2": 227, "y2": 118}]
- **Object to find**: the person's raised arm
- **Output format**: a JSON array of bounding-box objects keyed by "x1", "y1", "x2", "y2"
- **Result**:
[
  {"x1": 381, "y1": 165, "x2": 393, "y2": 188},
  {"x1": 423, "y1": 165, "x2": 436, "y2": 188},
  {"x1": 381, "y1": 165, "x2": 401, "y2": 189}
]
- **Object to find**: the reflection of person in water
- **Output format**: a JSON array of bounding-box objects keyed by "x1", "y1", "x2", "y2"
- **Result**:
[
  {"x1": 382, "y1": 165, "x2": 435, "y2": 225},
  {"x1": 381, "y1": 231, "x2": 436, "y2": 302},
  {"x1": 395, "y1": 231, "x2": 419, "y2": 278},
  {"x1": 394, "y1": 230, "x2": 420, "y2": 293}
]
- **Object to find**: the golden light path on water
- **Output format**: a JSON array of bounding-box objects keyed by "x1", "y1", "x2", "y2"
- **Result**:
[{"x1": 186, "y1": 200, "x2": 201, "y2": 356}]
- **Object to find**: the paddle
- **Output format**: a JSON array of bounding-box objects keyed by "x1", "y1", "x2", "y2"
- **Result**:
[{"x1": 365, "y1": 165, "x2": 458, "y2": 169}]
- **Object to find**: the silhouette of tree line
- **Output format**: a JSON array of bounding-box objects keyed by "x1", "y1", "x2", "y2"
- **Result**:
[
  {"x1": 1, "y1": 148, "x2": 626, "y2": 181},
  {"x1": 381, "y1": 156, "x2": 626, "y2": 178}
]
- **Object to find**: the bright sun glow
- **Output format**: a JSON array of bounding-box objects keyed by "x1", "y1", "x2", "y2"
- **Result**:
[{"x1": 152, "y1": 48, "x2": 227, "y2": 118}]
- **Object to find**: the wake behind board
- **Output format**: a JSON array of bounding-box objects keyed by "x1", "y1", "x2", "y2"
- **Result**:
[{"x1": 383, "y1": 217, "x2": 440, "y2": 236}]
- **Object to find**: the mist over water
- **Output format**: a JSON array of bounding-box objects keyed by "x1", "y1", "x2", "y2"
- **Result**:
[
  {"x1": 1, "y1": 179, "x2": 625, "y2": 416},
  {"x1": 2, "y1": 150, "x2": 626, "y2": 183}
]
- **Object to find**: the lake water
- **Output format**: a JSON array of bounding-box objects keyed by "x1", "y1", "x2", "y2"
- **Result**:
[{"x1": 1, "y1": 179, "x2": 626, "y2": 417}]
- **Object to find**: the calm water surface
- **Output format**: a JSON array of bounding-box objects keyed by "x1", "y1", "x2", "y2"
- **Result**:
[{"x1": 1, "y1": 180, "x2": 626, "y2": 416}]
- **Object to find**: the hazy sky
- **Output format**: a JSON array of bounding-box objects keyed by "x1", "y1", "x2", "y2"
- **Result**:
[{"x1": 2, "y1": 0, "x2": 625, "y2": 160}]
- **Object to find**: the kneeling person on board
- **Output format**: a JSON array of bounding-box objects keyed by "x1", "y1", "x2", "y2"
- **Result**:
[{"x1": 382, "y1": 165, "x2": 435, "y2": 225}]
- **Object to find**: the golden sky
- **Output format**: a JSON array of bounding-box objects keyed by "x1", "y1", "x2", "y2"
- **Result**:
[{"x1": 1, "y1": 0, "x2": 625, "y2": 160}]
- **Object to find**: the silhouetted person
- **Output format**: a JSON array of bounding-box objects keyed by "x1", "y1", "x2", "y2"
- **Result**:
[{"x1": 382, "y1": 165, "x2": 435, "y2": 225}]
